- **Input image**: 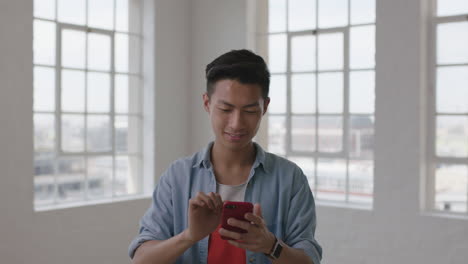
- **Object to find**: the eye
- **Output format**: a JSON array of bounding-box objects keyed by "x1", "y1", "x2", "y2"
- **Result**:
[{"x1": 218, "y1": 108, "x2": 231, "y2": 113}]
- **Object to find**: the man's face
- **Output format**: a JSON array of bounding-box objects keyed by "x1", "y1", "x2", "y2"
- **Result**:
[{"x1": 203, "y1": 79, "x2": 270, "y2": 151}]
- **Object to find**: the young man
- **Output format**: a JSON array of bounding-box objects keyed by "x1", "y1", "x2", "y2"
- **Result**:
[{"x1": 129, "y1": 50, "x2": 322, "y2": 264}]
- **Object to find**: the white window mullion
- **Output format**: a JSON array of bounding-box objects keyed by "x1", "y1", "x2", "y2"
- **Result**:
[
  {"x1": 53, "y1": 20, "x2": 62, "y2": 205},
  {"x1": 343, "y1": 26, "x2": 350, "y2": 203},
  {"x1": 84, "y1": 0, "x2": 89, "y2": 200}
]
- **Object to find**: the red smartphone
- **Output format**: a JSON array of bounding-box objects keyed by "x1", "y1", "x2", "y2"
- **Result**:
[{"x1": 220, "y1": 201, "x2": 253, "y2": 240}]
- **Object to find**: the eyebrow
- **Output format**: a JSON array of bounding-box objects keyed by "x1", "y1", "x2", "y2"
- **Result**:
[{"x1": 218, "y1": 100, "x2": 260, "y2": 108}]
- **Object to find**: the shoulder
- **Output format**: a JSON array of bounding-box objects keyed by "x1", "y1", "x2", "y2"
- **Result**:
[{"x1": 160, "y1": 149, "x2": 205, "y2": 181}]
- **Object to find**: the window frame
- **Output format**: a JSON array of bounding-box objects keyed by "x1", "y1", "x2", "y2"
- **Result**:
[
  {"x1": 33, "y1": 0, "x2": 146, "y2": 210},
  {"x1": 427, "y1": 0, "x2": 468, "y2": 215},
  {"x1": 262, "y1": 0, "x2": 376, "y2": 207}
]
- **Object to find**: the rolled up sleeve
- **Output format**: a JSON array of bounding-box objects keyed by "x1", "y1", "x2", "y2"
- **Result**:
[
  {"x1": 128, "y1": 170, "x2": 174, "y2": 259},
  {"x1": 283, "y1": 168, "x2": 323, "y2": 264}
]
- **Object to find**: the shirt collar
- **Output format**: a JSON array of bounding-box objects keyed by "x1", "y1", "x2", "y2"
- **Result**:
[{"x1": 193, "y1": 141, "x2": 270, "y2": 173}]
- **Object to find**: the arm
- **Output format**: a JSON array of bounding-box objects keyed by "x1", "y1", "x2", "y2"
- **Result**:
[
  {"x1": 131, "y1": 231, "x2": 195, "y2": 264},
  {"x1": 131, "y1": 192, "x2": 223, "y2": 264}
]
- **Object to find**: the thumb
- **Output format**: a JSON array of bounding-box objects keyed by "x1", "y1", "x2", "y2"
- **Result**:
[{"x1": 254, "y1": 203, "x2": 262, "y2": 217}]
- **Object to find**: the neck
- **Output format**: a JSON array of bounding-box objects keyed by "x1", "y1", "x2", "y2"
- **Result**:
[{"x1": 211, "y1": 141, "x2": 256, "y2": 169}]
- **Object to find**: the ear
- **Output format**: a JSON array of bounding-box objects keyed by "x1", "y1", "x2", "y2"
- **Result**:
[
  {"x1": 262, "y1": 97, "x2": 270, "y2": 115},
  {"x1": 202, "y1": 93, "x2": 211, "y2": 113}
]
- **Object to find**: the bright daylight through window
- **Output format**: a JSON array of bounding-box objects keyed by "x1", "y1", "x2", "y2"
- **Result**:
[
  {"x1": 266, "y1": 0, "x2": 375, "y2": 205},
  {"x1": 430, "y1": 0, "x2": 468, "y2": 214},
  {"x1": 33, "y1": 0, "x2": 143, "y2": 209}
]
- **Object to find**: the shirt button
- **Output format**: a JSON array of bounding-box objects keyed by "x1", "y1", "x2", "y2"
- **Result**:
[{"x1": 249, "y1": 257, "x2": 255, "y2": 263}]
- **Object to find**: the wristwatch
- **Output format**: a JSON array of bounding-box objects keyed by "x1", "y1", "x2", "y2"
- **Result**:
[{"x1": 266, "y1": 237, "x2": 283, "y2": 260}]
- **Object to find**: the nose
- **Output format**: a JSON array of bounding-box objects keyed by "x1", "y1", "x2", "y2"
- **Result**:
[{"x1": 228, "y1": 110, "x2": 244, "y2": 130}]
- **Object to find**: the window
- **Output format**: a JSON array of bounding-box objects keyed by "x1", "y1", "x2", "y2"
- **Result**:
[
  {"x1": 33, "y1": 0, "x2": 144, "y2": 208},
  {"x1": 266, "y1": 0, "x2": 375, "y2": 205},
  {"x1": 429, "y1": 0, "x2": 468, "y2": 214}
]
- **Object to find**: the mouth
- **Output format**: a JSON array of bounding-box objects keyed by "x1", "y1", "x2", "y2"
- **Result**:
[{"x1": 225, "y1": 132, "x2": 246, "y2": 141}]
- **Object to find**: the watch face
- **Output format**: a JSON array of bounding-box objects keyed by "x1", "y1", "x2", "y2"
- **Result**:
[{"x1": 272, "y1": 243, "x2": 283, "y2": 258}]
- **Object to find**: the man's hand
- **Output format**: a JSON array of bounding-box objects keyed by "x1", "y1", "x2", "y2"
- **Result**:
[
  {"x1": 218, "y1": 203, "x2": 276, "y2": 254},
  {"x1": 182, "y1": 192, "x2": 223, "y2": 243}
]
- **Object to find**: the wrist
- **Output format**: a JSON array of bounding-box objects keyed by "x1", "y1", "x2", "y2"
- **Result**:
[
  {"x1": 179, "y1": 229, "x2": 198, "y2": 245},
  {"x1": 264, "y1": 232, "x2": 277, "y2": 254}
]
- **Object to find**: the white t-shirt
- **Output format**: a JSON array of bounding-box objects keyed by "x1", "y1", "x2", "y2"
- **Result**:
[{"x1": 216, "y1": 181, "x2": 247, "y2": 202}]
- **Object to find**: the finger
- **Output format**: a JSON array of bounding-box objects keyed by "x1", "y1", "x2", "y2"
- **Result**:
[
  {"x1": 228, "y1": 240, "x2": 260, "y2": 251},
  {"x1": 244, "y1": 213, "x2": 265, "y2": 227},
  {"x1": 218, "y1": 228, "x2": 243, "y2": 240},
  {"x1": 227, "y1": 218, "x2": 252, "y2": 232},
  {"x1": 254, "y1": 203, "x2": 262, "y2": 218},
  {"x1": 197, "y1": 192, "x2": 215, "y2": 210},
  {"x1": 215, "y1": 193, "x2": 223, "y2": 210},
  {"x1": 208, "y1": 192, "x2": 222, "y2": 211},
  {"x1": 190, "y1": 196, "x2": 208, "y2": 208}
]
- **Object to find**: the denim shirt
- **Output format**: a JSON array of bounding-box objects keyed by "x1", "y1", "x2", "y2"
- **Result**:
[{"x1": 129, "y1": 142, "x2": 322, "y2": 264}]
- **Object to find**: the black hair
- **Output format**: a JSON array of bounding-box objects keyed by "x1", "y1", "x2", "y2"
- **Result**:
[{"x1": 205, "y1": 49, "x2": 270, "y2": 99}]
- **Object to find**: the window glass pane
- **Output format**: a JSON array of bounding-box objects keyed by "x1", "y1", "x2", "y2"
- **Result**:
[
  {"x1": 292, "y1": 74, "x2": 315, "y2": 114},
  {"x1": 268, "y1": 34, "x2": 287, "y2": 73},
  {"x1": 268, "y1": 115, "x2": 287, "y2": 155},
  {"x1": 34, "y1": 152, "x2": 55, "y2": 204},
  {"x1": 115, "y1": 116, "x2": 141, "y2": 153},
  {"x1": 87, "y1": 72, "x2": 111, "y2": 113},
  {"x1": 61, "y1": 114, "x2": 85, "y2": 152},
  {"x1": 61, "y1": 70, "x2": 85, "y2": 112},
  {"x1": 436, "y1": 115, "x2": 468, "y2": 157},
  {"x1": 88, "y1": 0, "x2": 114, "y2": 30},
  {"x1": 87, "y1": 115, "x2": 112, "y2": 152},
  {"x1": 115, "y1": 156, "x2": 141, "y2": 196},
  {"x1": 34, "y1": 0, "x2": 55, "y2": 19},
  {"x1": 269, "y1": 0, "x2": 287, "y2": 33},
  {"x1": 56, "y1": 157, "x2": 85, "y2": 202},
  {"x1": 34, "y1": 20, "x2": 56, "y2": 65},
  {"x1": 318, "y1": 73, "x2": 343, "y2": 113},
  {"x1": 116, "y1": 0, "x2": 129, "y2": 32},
  {"x1": 58, "y1": 0, "x2": 85, "y2": 25},
  {"x1": 349, "y1": 115, "x2": 374, "y2": 159},
  {"x1": 115, "y1": 34, "x2": 141, "y2": 74},
  {"x1": 350, "y1": 25, "x2": 375, "y2": 69},
  {"x1": 34, "y1": 114, "x2": 55, "y2": 152},
  {"x1": 437, "y1": 0, "x2": 468, "y2": 16},
  {"x1": 316, "y1": 159, "x2": 346, "y2": 201},
  {"x1": 350, "y1": 70, "x2": 375, "y2": 114},
  {"x1": 289, "y1": 0, "x2": 316, "y2": 31},
  {"x1": 348, "y1": 160, "x2": 373, "y2": 204},
  {"x1": 318, "y1": 115, "x2": 343, "y2": 152},
  {"x1": 115, "y1": 74, "x2": 129, "y2": 113},
  {"x1": 87, "y1": 156, "x2": 113, "y2": 198},
  {"x1": 291, "y1": 35, "x2": 316, "y2": 72},
  {"x1": 437, "y1": 22, "x2": 468, "y2": 65},
  {"x1": 88, "y1": 33, "x2": 111, "y2": 71},
  {"x1": 288, "y1": 156, "x2": 315, "y2": 188},
  {"x1": 350, "y1": 0, "x2": 375, "y2": 25},
  {"x1": 269, "y1": 75, "x2": 287, "y2": 114},
  {"x1": 292, "y1": 115, "x2": 316, "y2": 152},
  {"x1": 115, "y1": 75, "x2": 141, "y2": 114},
  {"x1": 435, "y1": 164, "x2": 467, "y2": 213},
  {"x1": 62, "y1": 29, "x2": 86, "y2": 69},
  {"x1": 34, "y1": 66, "x2": 55, "y2": 112},
  {"x1": 318, "y1": 33, "x2": 343, "y2": 70},
  {"x1": 318, "y1": 0, "x2": 348, "y2": 28},
  {"x1": 436, "y1": 66, "x2": 468, "y2": 113}
]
